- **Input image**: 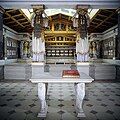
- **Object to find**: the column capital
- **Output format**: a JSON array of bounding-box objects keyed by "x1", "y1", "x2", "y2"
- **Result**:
[
  {"x1": 31, "y1": 5, "x2": 46, "y2": 39},
  {"x1": 76, "y1": 5, "x2": 89, "y2": 13},
  {"x1": 32, "y1": 5, "x2": 45, "y2": 13},
  {"x1": 0, "y1": 6, "x2": 5, "y2": 14},
  {"x1": 76, "y1": 5, "x2": 89, "y2": 9}
]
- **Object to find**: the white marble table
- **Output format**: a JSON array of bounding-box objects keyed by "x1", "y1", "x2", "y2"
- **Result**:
[{"x1": 30, "y1": 72, "x2": 94, "y2": 118}]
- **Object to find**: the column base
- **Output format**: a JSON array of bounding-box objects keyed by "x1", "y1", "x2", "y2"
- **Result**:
[
  {"x1": 37, "y1": 105, "x2": 48, "y2": 118},
  {"x1": 77, "y1": 112, "x2": 86, "y2": 118},
  {"x1": 75, "y1": 106, "x2": 85, "y2": 118},
  {"x1": 37, "y1": 112, "x2": 46, "y2": 118}
]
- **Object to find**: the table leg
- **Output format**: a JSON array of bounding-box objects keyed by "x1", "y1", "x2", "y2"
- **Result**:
[
  {"x1": 37, "y1": 83, "x2": 48, "y2": 117},
  {"x1": 74, "y1": 83, "x2": 85, "y2": 117}
]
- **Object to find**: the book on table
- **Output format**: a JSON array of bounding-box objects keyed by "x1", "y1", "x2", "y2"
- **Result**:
[{"x1": 62, "y1": 70, "x2": 80, "y2": 78}]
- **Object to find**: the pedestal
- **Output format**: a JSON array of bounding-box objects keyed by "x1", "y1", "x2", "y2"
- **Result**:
[
  {"x1": 31, "y1": 62, "x2": 45, "y2": 79},
  {"x1": 37, "y1": 82, "x2": 86, "y2": 118},
  {"x1": 77, "y1": 62, "x2": 89, "y2": 76},
  {"x1": 4, "y1": 63, "x2": 31, "y2": 80}
]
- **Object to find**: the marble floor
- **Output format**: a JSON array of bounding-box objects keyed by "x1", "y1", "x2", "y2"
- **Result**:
[{"x1": 0, "y1": 81, "x2": 120, "y2": 120}]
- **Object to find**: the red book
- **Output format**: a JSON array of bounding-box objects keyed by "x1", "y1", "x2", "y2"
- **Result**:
[{"x1": 62, "y1": 70, "x2": 80, "y2": 78}]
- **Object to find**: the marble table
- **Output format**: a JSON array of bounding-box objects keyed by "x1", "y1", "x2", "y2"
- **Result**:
[{"x1": 30, "y1": 71, "x2": 94, "y2": 118}]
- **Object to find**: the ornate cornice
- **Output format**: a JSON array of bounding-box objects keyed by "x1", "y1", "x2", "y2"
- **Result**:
[{"x1": 32, "y1": 5, "x2": 45, "y2": 12}]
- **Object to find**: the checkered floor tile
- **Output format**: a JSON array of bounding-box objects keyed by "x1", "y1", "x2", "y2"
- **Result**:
[{"x1": 0, "y1": 81, "x2": 120, "y2": 120}]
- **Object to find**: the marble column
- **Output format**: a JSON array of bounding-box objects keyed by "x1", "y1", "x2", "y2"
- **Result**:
[
  {"x1": 116, "y1": 8, "x2": 120, "y2": 80},
  {"x1": 0, "y1": 6, "x2": 4, "y2": 60},
  {"x1": 75, "y1": 7, "x2": 89, "y2": 62},
  {"x1": 4, "y1": 33, "x2": 7, "y2": 59},
  {"x1": 32, "y1": 5, "x2": 45, "y2": 62},
  {"x1": 20, "y1": 40, "x2": 24, "y2": 59},
  {"x1": 117, "y1": 9, "x2": 120, "y2": 59},
  {"x1": 0, "y1": 6, "x2": 4, "y2": 80}
]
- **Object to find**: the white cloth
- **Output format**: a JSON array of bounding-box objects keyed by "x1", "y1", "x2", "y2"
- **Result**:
[
  {"x1": 32, "y1": 32, "x2": 45, "y2": 62},
  {"x1": 76, "y1": 37, "x2": 89, "y2": 62},
  {"x1": 73, "y1": 18, "x2": 78, "y2": 27}
]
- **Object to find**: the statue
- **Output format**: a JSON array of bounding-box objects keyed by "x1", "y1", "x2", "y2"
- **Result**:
[
  {"x1": 23, "y1": 41, "x2": 28, "y2": 59},
  {"x1": 89, "y1": 42, "x2": 92, "y2": 58},
  {"x1": 92, "y1": 42, "x2": 97, "y2": 59}
]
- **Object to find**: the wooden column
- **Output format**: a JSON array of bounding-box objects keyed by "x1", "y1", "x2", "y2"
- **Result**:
[
  {"x1": 52, "y1": 23, "x2": 54, "y2": 31},
  {"x1": 66, "y1": 23, "x2": 68, "y2": 31},
  {"x1": 0, "y1": 6, "x2": 4, "y2": 60}
]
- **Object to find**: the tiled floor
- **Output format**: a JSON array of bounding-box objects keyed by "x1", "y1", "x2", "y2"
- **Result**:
[{"x1": 0, "y1": 81, "x2": 120, "y2": 120}]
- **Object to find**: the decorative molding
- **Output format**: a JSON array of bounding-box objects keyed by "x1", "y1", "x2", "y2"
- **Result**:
[
  {"x1": 3, "y1": 25, "x2": 31, "y2": 41},
  {"x1": 31, "y1": 4, "x2": 45, "y2": 9},
  {"x1": 0, "y1": 6, "x2": 5, "y2": 14},
  {"x1": 116, "y1": 7, "x2": 120, "y2": 14},
  {"x1": 89, "y1": 25, "x2": 118, "y2": 41},
  {"x1": 1, "y1": 0, "x2": 120, "y2": 9}
]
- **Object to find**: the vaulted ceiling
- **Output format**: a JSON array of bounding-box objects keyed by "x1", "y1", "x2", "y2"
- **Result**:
[{"x1": 3, "y1": 9, "x2": 118, "y2": 34}]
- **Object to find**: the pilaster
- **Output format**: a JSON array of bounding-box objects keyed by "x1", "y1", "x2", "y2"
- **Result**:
[
  {"x1": 4, "y1": 32, "x2": 7, "y2": 59},
  {"x1": 117, "y1": 8, "x2": 120, "y2": 59},
  {"x1": 0, "y1": 6, "x2": 5, "y2": 60}
]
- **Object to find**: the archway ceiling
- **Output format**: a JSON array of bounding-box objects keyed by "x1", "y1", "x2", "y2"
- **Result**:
[{"x1": 3, "y1": 9, "x2": 118, "y2": 34}]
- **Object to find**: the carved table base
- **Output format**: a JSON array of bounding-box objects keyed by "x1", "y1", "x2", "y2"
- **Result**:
[
  {"x1": 74, "y1": 83, "x2": 85, "y2": 117},
  {"x1": 38, "y1": 82, "x2": 86, "y2": 118},
  {"x1": 38, "y1": 83, "x2": 48, "y2": 117}
]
